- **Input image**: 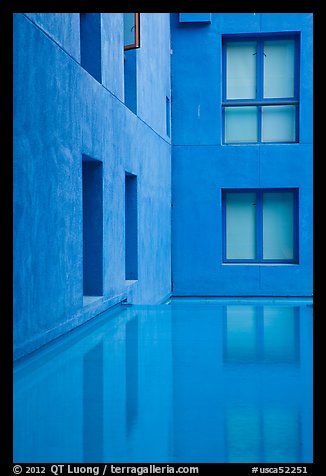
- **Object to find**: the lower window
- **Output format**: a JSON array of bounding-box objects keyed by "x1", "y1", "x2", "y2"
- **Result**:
[{"x1": 222, "y1": 189, "x2": 298, "y2": 263}]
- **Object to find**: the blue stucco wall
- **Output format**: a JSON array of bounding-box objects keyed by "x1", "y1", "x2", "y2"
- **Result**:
[
  {"x1": 14, "y1": 13, "x2": 172, "y2": 359},
  {"x1": 171, "y1": 13, "x2": 313, "y2": 296},
  {"x1": 14, "y1": 12, "x2": 313, "y2": 359}
]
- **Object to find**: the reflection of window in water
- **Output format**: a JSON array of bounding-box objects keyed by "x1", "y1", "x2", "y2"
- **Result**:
[
  {"x1": 125, "y1": 315, "x2": 139, "y2": 435},
  {"x1": 224, "y1": 305, "x2": 257, "y2": 361},
  {"x1": 263, "y1": 306, "x2": 299, "y2": 362},
  {"x1": 225, "y1": 404, "x2": 301, "y2": 462},
  {"x1": 223, "y1": 305, "x2": 300, "y2": 364},
  {"x1": 83, "y1": 341, "x2": 104, "y2": 462}
]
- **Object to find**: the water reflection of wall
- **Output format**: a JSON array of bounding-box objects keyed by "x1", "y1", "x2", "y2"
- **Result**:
[
  {"x1": 223, "y1": 305, "x2": 300, "y2": 364},
  {"x1": 14, "y1": 306, "x2": 173, "y2": 463},
  {"x1": 172, "y1": 304, "x2": 225, "y2": 462},
  {"x1": 225, "y1": 404, "x2": 301, "y2": 462},
  {"x1": 172, "y1": 303, "x2": 312, "y2": 463},
  {"x1": 223, "y1": 305, "x2": 304, "y2": 462},
  {"x1": 14, "y1": 302, "x2": 312, "y2": 463},
  {"x1": 83, "y1": 341, "x2": 104, "y2": 462},
  {"x1": 125, "y1": 317, "x2": 139, "y2": 435}
]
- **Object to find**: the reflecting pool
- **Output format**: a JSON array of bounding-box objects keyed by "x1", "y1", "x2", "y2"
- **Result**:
[{"x1": 14, "y1": 298, "x2": 313, "y2": 463}]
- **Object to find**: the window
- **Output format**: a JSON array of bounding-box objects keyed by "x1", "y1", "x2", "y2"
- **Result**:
[
  {"x1": 222, "y1": 189, "x2": 298, "y2": 263},
  {"x1": 125, "y1": 173, "x2": 138, "y2": 280},
  {"x1": 80, "y1": 14, "x2": 102, "y2": 82},
  {"x1": 166, "y1": 96, "x2": 171, "y2": 137},
  {"x1": 222, "y1": 36, "x2": 299, "y2": 144},
  {"x1": 123, "y1": 14, "x2": 139, "y2": 113},
  {"x1": 124, "y1": 13, "x2": 140, "y2": 50},
  {"x1": 82, "y1": 155, "x2": 103, "y2": 297},
  {"x1": 124, "y1": 49, "x2": 137, "y2": 114}
]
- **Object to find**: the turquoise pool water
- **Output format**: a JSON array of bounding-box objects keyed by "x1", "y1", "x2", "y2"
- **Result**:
[{"x1": 13, "y1": 298, "x2": 313, "y2": 463}]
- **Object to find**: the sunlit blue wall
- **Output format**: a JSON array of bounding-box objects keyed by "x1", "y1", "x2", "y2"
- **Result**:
[
  {"x1": 13, "y1": 13, "x2": 172, "y2": 358},
  {"x1": 171, "y1": 13, "x2": 313, "y2": 296}
]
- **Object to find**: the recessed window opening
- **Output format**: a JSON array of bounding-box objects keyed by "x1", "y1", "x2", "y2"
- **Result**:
[
  {"x1": 124, "y1": 48, "x2": 137, "y2": 114},
  {"x1": 80, "y1": 13, "x2": 102, "y2": 83},
  {"x1": 222, "y1": 35, "x2": 299, "y2": 144},
  {"x1": 125, "y1": 173, "x2": 138, "y2": 280},
  {"x1": 222, "y1": 189, "x2": 298, "y2": 263},
  {"x1": 166, "y1": 96, "x2": 171, "y2": 137},
  {"x1": 82, "y1": 155, "x2": 103, "y2": 297}
]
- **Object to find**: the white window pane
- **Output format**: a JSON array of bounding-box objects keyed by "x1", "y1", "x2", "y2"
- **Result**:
[
  {"x1": 262, "y1": 106, "x2": 296, "y2": 143},
  {"x1": 226, "y1": 42, "x2": 257, "y2": 99},
  {"x1": 225, "y1": 106, "x2": 258, "y2": 143},
  {"x1": 226, "y1": 192, "x2": 256, "y2": 260},
  {"x1": 264, "y1": 39, "x2": 295, "y2": 98},
  {"x1": 263, "y1": 192, "x2": 294, "y2": 260}
]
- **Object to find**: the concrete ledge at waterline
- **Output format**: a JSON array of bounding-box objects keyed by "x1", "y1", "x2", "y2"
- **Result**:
[{"x1": 14, "y1": 292, "x2": 127, "y2": 361}]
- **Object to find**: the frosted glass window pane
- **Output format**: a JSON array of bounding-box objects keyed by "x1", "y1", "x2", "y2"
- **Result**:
[
  {"x1": 262, "y1": 106, "x2": 296, "y2": 142},
  {"x1": 226, "y1": 42, "x2": 257, "y2": 99},
  {"x1": 263, "y1": 192, "x2": 294, "y2": 260},
  {"x1": 264, "y1": 40, "x2": 295, "y2": 98},
  {"x1": 226, "y1": 192, "x2": 256, "y2": 260},
  {"x1": 225, "y1": 107, "x2": 258, "y2": 143}
]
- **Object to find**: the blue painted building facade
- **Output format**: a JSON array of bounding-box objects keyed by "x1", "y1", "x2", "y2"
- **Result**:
[
  {"x1": 13, "y1": 13, "x2": 313, "y2": 359},
  {"x1": 171, "y1": 13, "x2": 313, "y2": 297},
  {"x1": 13, "y1": 13, "x2": 172, "y2": 359}
]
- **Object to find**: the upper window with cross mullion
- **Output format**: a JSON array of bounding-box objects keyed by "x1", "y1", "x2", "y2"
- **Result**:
[{"x1": 222, "y1": 35, "x2": 300, "y2": 144}]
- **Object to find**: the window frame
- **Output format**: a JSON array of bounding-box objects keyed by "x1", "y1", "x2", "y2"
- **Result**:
[
  {"x1": 222, "y1": 33, "x2": 300, "y2": 145},
  {"x1": 222, "y1": 188, "x2": 299, "y2": 264},
  {"x1": 124, "y1": 13, "x2": 140, "y2": 51}
]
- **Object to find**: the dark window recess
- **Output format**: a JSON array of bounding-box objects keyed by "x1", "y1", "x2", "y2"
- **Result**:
[
  {"x1": 82, "y1": 155, "x2": 103, "y2": 296},
  {"x1": 125, "y1": 173, "x2": 138, "y2": 280},
  {"x1": 124, "y1": 49, "x2": 137, "y2": 114},
  {"x1": 166, "y1": 96, "x2": 171, "y2": 137},
  {"x1": 80, "y1": 13, "x2": 102, "y2": 82}
]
